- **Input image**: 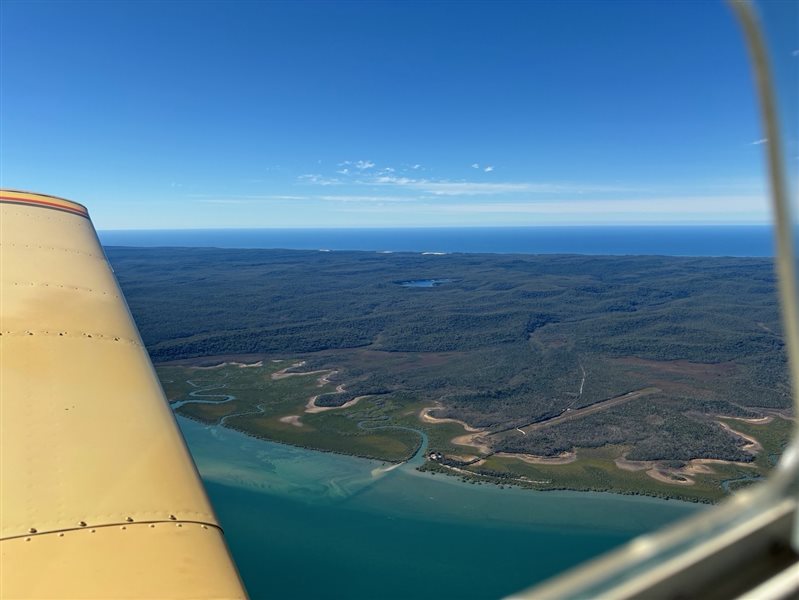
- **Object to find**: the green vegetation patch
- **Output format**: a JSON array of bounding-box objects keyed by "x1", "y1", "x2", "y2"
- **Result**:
[
  {"x1": 447, "y1": 446, "x2": 757, "y2": 503},
  {"x1": 114, "y1": 247, "x2": 794, "y2": 499},
  {"x1": 158, "y1": 362, "x2": 420, "y2": 462}
]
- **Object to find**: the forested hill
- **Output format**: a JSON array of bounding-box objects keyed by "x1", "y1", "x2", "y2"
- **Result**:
[{"x1": 108, "y1": 247, "x2": 790, "y2": 462}]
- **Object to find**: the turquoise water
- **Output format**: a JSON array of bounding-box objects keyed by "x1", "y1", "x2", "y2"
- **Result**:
[{"x1": 178, "y1": 418, "x2": 702, "y2": 599}]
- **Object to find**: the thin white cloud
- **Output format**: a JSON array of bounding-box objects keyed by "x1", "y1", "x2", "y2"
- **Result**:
[
  {"x1": 317, "y1": 195, "x2": 416, "y2": 203},
  {"x1": 298, "y1": 174, "x2": 341, "y2": 185},
  {"x1": 411, "y1": 164, "x2": 423, "y2": 170},
  {"x1": 189, "y1": 193, "x2": 299, "y2": 199},
  {"x1": 752, "y1": 138, "x2": 768, "y2": 145},
  {"x1": 369, "y1": 175, "x2": 634, "y2": 196},
  {"x1": 336, "y1": 168, "x2": 350, "y2": 175},
  {"x1": 194, "y1": 194, "x2": 310, "y2": 203},
  {"x1": 197, "y1": 199, "x2": 255, "y2": 205},
  {"x1": 373, "y1": 175, "x2": 416, "y2": 185},
  {"x1": 333, "y1": 195, "x2": 768, "y2": 224},
  {"x1": 420, "y1": 182, "x2": 538, "y2": 195},
  {"x1": 196, "y1": 193, "x2": 419, "y2": 204},
  {"x1": 484, "y1": 166, "x2": 494, "y2": 172},
  {"x1": 792, "y1": 49, "x2": 799, "y2": 57},
  {"x1": 355, "y1": 160, "x2": 376, "y2": 170},
  {"x1": 423, "y1": 196, "x2": 764, "y2": 215},
  {"x1": 471, "y1": 163, "x2": 480, "y2": 169}
]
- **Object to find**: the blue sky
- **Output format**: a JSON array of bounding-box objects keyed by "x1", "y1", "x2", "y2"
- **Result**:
[{"x1": 1, "y1": 0, "x2": 795, "y2": 229}]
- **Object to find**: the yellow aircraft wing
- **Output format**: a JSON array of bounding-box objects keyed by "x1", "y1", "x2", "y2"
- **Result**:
[{"x1": 0, "y1": 190, "x2": 247, "y2": 599}]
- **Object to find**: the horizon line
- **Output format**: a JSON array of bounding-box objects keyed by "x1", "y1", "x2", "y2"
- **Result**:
[{"x1": 98, "y1": 223, "x2": 774, "y2": 232}]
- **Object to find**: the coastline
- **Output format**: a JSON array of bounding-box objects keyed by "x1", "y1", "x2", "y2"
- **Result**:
[
  {"x1": 159, "y1": 355, "x2": 788, "y2": 504},
  {"x1": 177, "y1": 414, "x2": 703, "y2": 511}
]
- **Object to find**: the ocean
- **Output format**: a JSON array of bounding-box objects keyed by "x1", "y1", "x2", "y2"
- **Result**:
[{"x1": 99, "y1": 225, "x2": 775, "y2": 257}]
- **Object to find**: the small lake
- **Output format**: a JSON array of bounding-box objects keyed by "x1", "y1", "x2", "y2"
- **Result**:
[
  {"x1": 398, "y1": 279, "x2": 453, "y2": 288},
  {"x1": 178, "y1": 417, "x2": 702, "y2": 599}
]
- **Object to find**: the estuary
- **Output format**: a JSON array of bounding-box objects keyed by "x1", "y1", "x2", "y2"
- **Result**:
[{"x1": 178, "y1": 416, "x2": 701, "y2": 599}]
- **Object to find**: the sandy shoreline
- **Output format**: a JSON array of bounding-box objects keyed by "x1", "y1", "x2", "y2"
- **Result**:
[
  {"x1": 619, "y1": 457, "x2": 696, "y2": 486},
  {"x1": 730, "y1": 415, "x2": 774, "y2": 425},
  {"x1": 646, "y1": 469, "x2": 694, "y2": 486},
  {"x1": 271, "y1": 361, "x2": 329, "y2": 380},
  {"x1": 305, "y1": 394, "x2": 369, "y2": 414},
  {"x1": 268, "y1": 362, "x2": 366, "y2": 414},
  {"x1": 371, "y1": 462, "x2": 405, "y2": 477},
  {"x1": 279, "y1": 415, "x2": 303, "y2": 427},
  {"x1": 493, "y1": 451, "x2": 577, "y2": 465},
  {"x1": 451, "y1": 432, "x2": 492, "y2": 454},
  {"x1": 717, "y1": 421, "x2": 763, "y2": 454},
  {"x1": 419, "y1": 405, "x2": 491, "y2": 453},
  {"x1": 419, "y1": 406, "x2": 482, "y2": 432},
  {"x1": 615, "y1": 453, "x2": 758, "y2": 487},
  {"x1": 194, "y1": 360, "x2": 264, "y2": 370}
]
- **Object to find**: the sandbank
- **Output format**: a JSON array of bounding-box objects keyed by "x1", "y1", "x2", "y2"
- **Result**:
[
  {"x1": 271, "y1": 362, "x2": 331, "y2": 380},
  {"x1": 495, "y1": 451, "x2": 577, "y2": 465},
  {"x1": 717, "y1": 421, "x2": 763, "y2": 453},
  {"x1": 452, "y1": 432, "x2": 492, "y2": 455},
  {"x1": 305, "y1": 394, "x2": 369, "y2": 414},
  {"x1": 194, "y1": 360, "x2": 264, "y2": 370},
  {"x1": 647, "y1": 469, "x2": 695, "y2": 486},
  {"x1": 418, "y1": 406, "x2": 481, "y2": 432}
]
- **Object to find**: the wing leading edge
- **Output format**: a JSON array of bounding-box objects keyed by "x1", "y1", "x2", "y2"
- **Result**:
[{"x1": 0, "y1": 190, "x2": 247, "y2": 598}]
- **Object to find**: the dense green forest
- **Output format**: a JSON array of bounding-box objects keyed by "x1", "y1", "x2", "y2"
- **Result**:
[{"x1": 109, "y1": 248, "x2": 791, "y2": 463}]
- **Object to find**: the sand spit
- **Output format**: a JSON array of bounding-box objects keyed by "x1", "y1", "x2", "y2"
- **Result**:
[
  {"x1": 716, "y1": 413, "x2": 774, "y2": 425},
  {"x1": 495, "y1": 451, "x2": 577, "y2": 465},
  {"x1": 737, "y1": 415, "x2": 774, "y2": 425},
  {"x1": 724, "y1": 409, "x2": 794, "y2": 424},
  {"x1": 314, "y1": 370, "x2": 345, "y2": 390},
  {"x1": 371, "y1": 462, "x2": 404, "y2": 477},
  {"x1": 194, "y1": 360, "x2": 264, "y2": 370},
  {"x1": 614, "y1": 456, "x2": 650, "y2": 472},
  {"x1": 270, "y1": 363, "x2": 368, "y2": 414},
  {"x1": 448, "y1": 454, "x2": 479, "y2": 463},
  {"x1": 419, "y1": 406, "x2": 482, "y2": 432},
  {"x1": 615, "y1": 456, "x2": 696, "y2": 485},
  {"x1": 647, "y1": 469, "x2": 695, "y2": 486},
  {"x1": 686, "y1": 458, "x2": 758, "y2": 473},
  {"x1": 271, "y1": 362, "x2": 335, "y2": 380},
  {"x1": 615, "y1": 453, "x2": 757, "y2": 487},
  {"x1": 305, "y1": 394, "x2": 369, "y2": 414},
  {"x1": 279, "y1": 415, "x2": 303, "y2": 427},
  {"x1": 273, "y1": 366, "x2": 340, "y2": 383},
  {"x1": 419, "y1": 405, "x2": 490, "y2": 454},
  {"x1": 717, "y1": 421, "x2": 763, "y2": 454},
  {"x1": 451, "y1": 432, "x2": 492, "y2": 455},
  {"x1": 610, "y1": 414, "x2": 768, "y2": 487}
]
